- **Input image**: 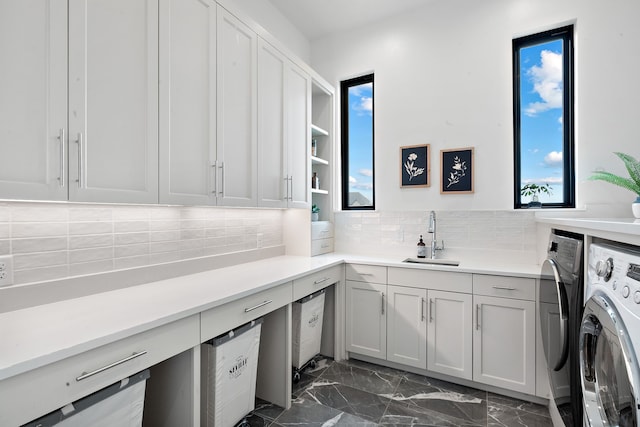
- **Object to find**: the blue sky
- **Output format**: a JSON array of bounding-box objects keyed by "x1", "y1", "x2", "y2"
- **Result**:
[
  {"x1": 347, "y1": 82, "x2": 374, "y2": 205},
  {"x1": 519, "y1": 39, "x2": 564, "y2": 203}
]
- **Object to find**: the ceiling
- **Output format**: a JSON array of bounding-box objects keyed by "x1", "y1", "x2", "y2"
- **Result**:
[{"x1": 268, "y1": 0, "x2": 432, "y2": 41}]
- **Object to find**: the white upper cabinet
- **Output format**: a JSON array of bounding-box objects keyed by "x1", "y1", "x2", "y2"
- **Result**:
[
  {"x1": 257, "y1": 38, "x2": 286, "y2": 208},
  {"x1": 159, "y1": 0, "x2": 217, "y2": 205},
  {"x1": 285, "y1": 62, "x2": 311, "y2": 209},
  {"x1": 216, "y1": 6, "x2": 257, "y2": 207},
  {"x1": 0, "y1": 0, "x2": 68, "y2": 201},
  {"x1": 257, "y1": 38, "x2": 311, "y2": 209},
  {"x1": 68, "y1": 0, "x2": 159, "y2": 204}
]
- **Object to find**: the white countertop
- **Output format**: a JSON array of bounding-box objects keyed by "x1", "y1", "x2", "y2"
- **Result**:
[
  {"x1": 0, "y1": 255, "x2": 343, "y2": 381},
  {"x1": 536, "y1": 217, "x2": 640, "y2": 245},
  {"x1": 0, "y1": 251, "x2": 539, "y2": 383}
]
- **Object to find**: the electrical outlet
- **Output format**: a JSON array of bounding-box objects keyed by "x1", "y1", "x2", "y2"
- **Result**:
[{"x1": 0, "y1": 255, "x2": 14, "y2": 287}]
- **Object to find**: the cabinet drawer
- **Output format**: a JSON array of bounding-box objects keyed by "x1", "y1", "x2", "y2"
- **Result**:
[
  {"x1": 311, "y1": 221, "x2": 334, "y2": 240},
  {"x1": 0, "y1": 314, "x2": 199, "y2": 427},
  {"x1": 473, "y1": 274, "x2": 535, "y2": 301},
  {"x1": 345, "y1": 264, "x2": 387, "y2": 284},
  {"x1": 388, "y1": 267, "x2": 472, "y2": 293},
  {"x1": 293, "y1": 265, "x2": 342, "y2": 301},
  {"x1": 201, "y1": 282, "x2": 292, "y2": 341},
  {"x1": 311, "y1": 237, "x2": 334, "y2": 255}
]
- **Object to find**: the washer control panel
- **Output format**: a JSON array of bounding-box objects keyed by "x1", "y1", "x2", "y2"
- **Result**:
[{"x1": 590, "y1": 244, "x2": 640, "y2": 310}]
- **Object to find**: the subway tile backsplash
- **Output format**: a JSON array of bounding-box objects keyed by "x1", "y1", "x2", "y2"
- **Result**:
[
  {"x1": 334, "y1": 210, "x2": 537, "y2": 259},
  {"x1": 0, "y1": 202, "x2": 283, "y2": 285}
]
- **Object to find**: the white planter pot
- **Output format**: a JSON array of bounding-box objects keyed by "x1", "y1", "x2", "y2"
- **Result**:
[
  {"x1": 311, "y1": 212, "x2": 319, "y2": 222},
  {"x1": 633, "y1": 201, "x2": 640, "y2": 219}
]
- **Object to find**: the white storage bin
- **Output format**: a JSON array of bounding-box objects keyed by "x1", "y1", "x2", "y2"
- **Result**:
[
  {"x1": 202, "y1": 318, "x2": 262, "y2": 427},
  {"x1": 292, "y1": 289, "x2": 325, "y2": 371},
  {"x1": 23, "y1": 370, "x2": 149, "y2": 427}
]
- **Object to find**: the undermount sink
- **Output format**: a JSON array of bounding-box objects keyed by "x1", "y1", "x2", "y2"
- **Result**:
[{"x1": 402, "y1": 258, "x2": 460, "y2": 266}]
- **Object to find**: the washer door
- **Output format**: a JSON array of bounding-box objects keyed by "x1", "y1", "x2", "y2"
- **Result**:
[{"x1": 580, "y1": 292, "x2": 639, "y2": 427}]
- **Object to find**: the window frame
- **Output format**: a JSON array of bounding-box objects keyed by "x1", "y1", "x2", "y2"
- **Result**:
[
  {"x1": 340, "y1": 73, "x2": 375, "y2": 210},
  {"x1": 512, "y1": 25, "x2": 575, "y2": 209}
]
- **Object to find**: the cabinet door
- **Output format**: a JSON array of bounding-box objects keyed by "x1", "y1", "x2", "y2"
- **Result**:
[
  {"x1": 68, "y1": 0, "x2": 159, "y2": 204},
  {"x1": 473, "y1": 295, "x2": 536, "y2": 394},
  {"x1": 285, "y1": 62, "x2": 311, "y2": 209},
  {"x1": 387, "y1": 285, "x2": 427, "y2": 369},
  {"x1": 216, "y1": 6, "x2": 257, "y2": 207},
  {"x1": 0, "y1": 0, "x2": 68, "y2": 201},
  {"x1": 257, "y1": 38, "x2": 286, "y2": 208},
  {"x1": 427, "y1": 290, "x2": 472, "y2": 380},
  {"x1": 345, "y1": 280, "x2": 386, "y2": 359},
  {"x1": 159, "y1": 0, "x2": 217, "y2": 205}
]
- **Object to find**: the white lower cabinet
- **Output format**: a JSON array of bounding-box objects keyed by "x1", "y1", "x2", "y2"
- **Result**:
[
  {"x1": 427, "y1": 290, "x2": 473, "y2": 380},
  {"x1": 345, "y1": 280, "x2": 387, "y2": 359},
  {"x1": 347, "y1": 265, "x2": 539, "y2": 397},
  {"x1": 472, "y1": 294, "x2": 536, "y2": 395},
  {"x1": 386, "y1": 285, "x2": 427, "y2": 369}
]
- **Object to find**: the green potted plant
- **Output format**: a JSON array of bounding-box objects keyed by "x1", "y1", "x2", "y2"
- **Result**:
[
  {"x1": 520, "y1": 183, "x2": 553, "y2": 208},
  {"x1": 589, "y1": 152, "x2": 640, "y2": 218},
  {"x1": 311, "y1": 204, "x2": 320, "y2": 222}
]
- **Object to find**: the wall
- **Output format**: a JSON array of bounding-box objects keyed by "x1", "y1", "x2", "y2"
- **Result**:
[
  {"x1": 224, "y1": 0, "x2": 311, "y2": 63},
  {"x1": 311, "y1": 0, "x2": 640, "y2": 215},
  {"x1": 0, "y1": 202, "x2": 283, "y2": 285}
]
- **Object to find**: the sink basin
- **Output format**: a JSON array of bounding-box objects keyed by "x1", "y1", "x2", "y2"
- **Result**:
[{"x1": 402, "y1": 258, "x2": 460, "y2": 266}]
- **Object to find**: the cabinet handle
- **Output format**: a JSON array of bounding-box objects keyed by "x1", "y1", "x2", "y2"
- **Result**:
[
  {"x1": 76, "y1": 132, "x2": 83, "y2": 188},
  {"x1": 313, "y1": 277, "x2": 329, "y2": 285},
  {"x1": 244, "y1": 300, "x2": 272, "y2": 313},
  {"x1": 429, "y1": 298, "x2": 434, "y2": 322},
  {"x1": 492, "y1": 286, "x2": 516, "y2": 291},
  {"x1": 57, "y1": 129, "x2": 65, "y2": 187},
  {"x1": 476, "y1": 304, "x2": 480, "y2": 330},
  {"x1": 218, "y1": 162, "x2": 225, "y2": 196},
  {"x1": 381, "y1": 292, "x2": 385, "y2": 315},
  {"x1": 211, "y1": 162, "x2": 217, "y2": 194},
  {"x1": 289, "y1": 176, "x2": 294, "y2": 200},
  {"x1": 76, "y1": 351, "x2": 147, "y2": 382},
  {"x1": 421, "y1": 298, "x2": 426, "y2": 321}
]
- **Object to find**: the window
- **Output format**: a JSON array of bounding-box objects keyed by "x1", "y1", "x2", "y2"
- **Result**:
[
  {"x1": 513, "y1": 25, "x2": 574, "y2": 208},
  {"x1": 341, "y1": 74, "x2": 374, "y2": 210}
]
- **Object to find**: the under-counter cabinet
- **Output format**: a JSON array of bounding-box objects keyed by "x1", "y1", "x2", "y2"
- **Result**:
[
  {"x1": 0, "y1": 0, "x2": 159, "y2": 203},
  {"x1": 472, "y1": 275, "x2": 536, "y2": 395},
  {"x1": 386, "y1": 285, "x2": 427, "y2": 369},
  {"x1": 427, "y1": 290, "x2": 473, "y2": 380}
]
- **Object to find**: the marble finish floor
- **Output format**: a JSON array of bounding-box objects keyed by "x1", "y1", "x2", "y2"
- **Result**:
[{"x1": 245, "y1": 357, "x2": 553, "y2": 427}]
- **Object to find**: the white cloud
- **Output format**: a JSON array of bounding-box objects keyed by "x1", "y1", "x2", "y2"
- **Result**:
[
  {"x1": 349, "y1": 82, "x2": 372, "y2": 97},
  {"x1": 358, "y1": 168, "x2": 373, "y2": 177},
  {"x1": 528, "y1": 148, "x2": 539, "y2": 154},
  {"x1": 349, "y1": 176, "x2": 357, "y2": 184},
  {"x1": 544, "y1": 151, "x2": 563, "y2": 167},
  {"x1": 558, "y1": 115, "x2": 563, "y2": 125},
  {"x1": 352, "y1": 96, "x2": 372, "y2": 116},
  {"x1": 523, "y1": 176, "x2": 563, "y2": 184},
  {"x1": 525, "y1": 50, "x2": 563, "y2": 117},
  {"x1": 352, "y1": 182, "x2": 373, "y2": 191}
]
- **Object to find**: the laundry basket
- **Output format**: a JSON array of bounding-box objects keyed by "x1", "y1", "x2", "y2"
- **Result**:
[
  {"x1": 292, "y1": 289, "x2": 325, "y2": 382},
  {"x1": 23, "y1": 369, "x2": 150, "y2": 427},
  {"x1": 201, "y1": 318, "x2": 263, "y2": 427}
]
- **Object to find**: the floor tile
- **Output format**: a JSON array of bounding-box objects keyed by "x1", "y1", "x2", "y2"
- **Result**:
[
  {"x1": 487, "y1": 393, "x2": 553, "y2": 427},
  {"x1": 301, "y1": 379, "x2": 391, "y2": 422},
  {"x1": 487, "y1": 392, "x2": 552, "y2": 418},
  {"x1": 380, "y1": 400, "x2": 484, "y2": 426},
  {"x1": 383, "y1": 377, "x2": 487, "y2": 426},
  {"x1": 342, "y1": 357, "x2": 407, "y2": 377},
  {"x1": 252, "y1": 398, "x2": 285, "y2": 424},
  {"x1": 319, "y1": 360, "x2": 401, "y2": 395},
  {"x1": 274, "y1": 397, "x2": 377, "y2": 426}
]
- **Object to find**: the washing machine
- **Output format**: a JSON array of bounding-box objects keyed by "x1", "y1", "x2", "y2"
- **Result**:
[
  {"x1": 580, "y1": 243, "x2": 640, "y2": 427},
  {"x1": 540, "y1": 230, "x2": 584, "y2": 427}
]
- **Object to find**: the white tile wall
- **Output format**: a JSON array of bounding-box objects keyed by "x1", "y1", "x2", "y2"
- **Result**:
[
  {"x1": 335, "y1": 210, "x2": 537, "y2": 260},
  {"x1": 0, "y1": 202, "x2": 284, "y2": 285}
]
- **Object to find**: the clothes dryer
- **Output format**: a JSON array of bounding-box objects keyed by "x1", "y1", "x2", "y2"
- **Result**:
[{"x1": 580, "y1": 243, "x2": 640, "y2": 427}]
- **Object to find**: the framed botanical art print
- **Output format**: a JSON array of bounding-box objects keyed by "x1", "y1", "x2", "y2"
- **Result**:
[
  {"x1": 441, "y1": 147, "x2": 474, "y2": 193},
  {"x1": 400, "y1": 144, "x2": 430, "y2": 187}
]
